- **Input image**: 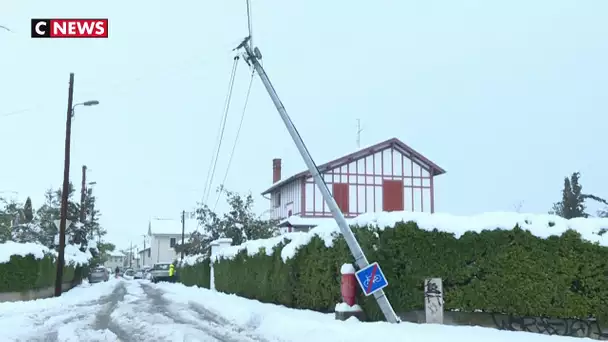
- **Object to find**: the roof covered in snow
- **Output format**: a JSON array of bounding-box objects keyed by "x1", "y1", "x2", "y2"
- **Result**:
[
  {"x1": 148, "y1": 218, "x2": 198, "y2": 236},
  {"x1": 107, "y1": 250, "x2": 125, "y2": 257},
  {"x1": 261, "y1": 137, "x2": 446, "y2": 195}
]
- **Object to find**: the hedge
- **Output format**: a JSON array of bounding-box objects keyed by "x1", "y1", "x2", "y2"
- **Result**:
[
  {"x1": 179, "y1": 258, "x2": 211, "y2": 289},
  {"x1": 0, "y1": 254, "x2": 85, "y2": 293},
  {"x1": 182, "y1": 222, "x2": 608, "y2": 322}
]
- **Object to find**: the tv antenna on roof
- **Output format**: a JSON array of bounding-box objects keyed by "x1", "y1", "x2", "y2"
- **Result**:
[{"x1": 356, "y1": 119, "x2": 363, "y2": 148}]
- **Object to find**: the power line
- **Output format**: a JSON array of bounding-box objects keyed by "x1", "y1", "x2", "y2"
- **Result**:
[
  {"x1": 202, "y1": 56, "x2": 240, "y2": 206},
  {"x1": 213, "y1": 70, "x2": 255, "y2": 211},
  {"x1": 0, "y1": 50, "x2": 232, "y2": 119}
]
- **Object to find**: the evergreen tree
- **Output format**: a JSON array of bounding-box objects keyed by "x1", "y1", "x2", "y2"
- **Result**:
[
  {"x1": 35, "y1": 188, "x2": 61, "y2": 247},
  {"x1": 23, "y1": 197, "x2": 34, "y2": 223},
  {"x1": 551, "y1": 172, "x2": 607, "y2": 219}
]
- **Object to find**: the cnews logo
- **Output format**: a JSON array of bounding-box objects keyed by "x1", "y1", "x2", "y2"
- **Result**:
[{"x1": 31, "y1": 19, "x2": 108, "y2": 38}]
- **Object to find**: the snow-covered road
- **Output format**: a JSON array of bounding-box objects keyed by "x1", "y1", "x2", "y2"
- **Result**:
[
  {"x1": 0, "y1": 280, "x2": 268, "y2": 342},
  {"x1": 0, "y1": 280, "x2": 584, "y2": 342}
]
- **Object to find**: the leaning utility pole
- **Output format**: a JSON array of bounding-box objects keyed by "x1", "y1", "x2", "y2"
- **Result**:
[
  {"x1": 79, "y1": 165, "x2": 87, "y2": 223},
  {"x1": 236, "y1": 37, "x2": 399, "y2": 323},
  {"x1": 180, "y1": 210, "x2": 186, "y2": 261},
  {"x1": 55, "y1": 73, "x2": 75, "y2": 297}
]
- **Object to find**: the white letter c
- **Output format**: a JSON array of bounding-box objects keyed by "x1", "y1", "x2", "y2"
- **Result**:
[{"x1": 35, "y1": 21, "x2": 47, "y2": 35}]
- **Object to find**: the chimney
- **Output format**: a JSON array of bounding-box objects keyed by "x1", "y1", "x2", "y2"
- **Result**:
[{"x1": 273, "y1": 158, "x2": 282, "y2": 183}]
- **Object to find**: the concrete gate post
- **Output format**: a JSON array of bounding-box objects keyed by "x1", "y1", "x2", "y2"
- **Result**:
[
  {"x1": 209, "y1": 238, "x2": 233, "y2": 291},
  {"x1": 424, "y1": 278, "x2": 444, "y2": 324}
]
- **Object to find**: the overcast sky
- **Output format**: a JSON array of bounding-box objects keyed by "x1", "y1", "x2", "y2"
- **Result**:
[{"x1": 1, "y1": 0, "x2": 607, "y2": 251}]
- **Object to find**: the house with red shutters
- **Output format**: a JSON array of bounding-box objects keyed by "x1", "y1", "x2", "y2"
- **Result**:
[{"x1": 261, "y1": 137, "x2": 446, "y2": 232}]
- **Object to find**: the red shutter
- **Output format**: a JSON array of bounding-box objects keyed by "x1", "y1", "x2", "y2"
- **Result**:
[
  {"x1": 332, "y1": 183, "x2": 349, "y2": 214},
  {"x1": 382, "y1": 180, "x2": 404, "y2": 212}
]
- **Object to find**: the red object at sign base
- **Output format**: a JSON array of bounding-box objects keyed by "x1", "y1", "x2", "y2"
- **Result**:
[{"x1": 341, "y1": 273, "x2": 357, "y2": 306}]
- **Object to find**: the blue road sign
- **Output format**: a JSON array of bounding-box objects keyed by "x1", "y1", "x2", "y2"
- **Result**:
[{"x1": 355, "y1": 262, "x2": 388, "y2": 296}]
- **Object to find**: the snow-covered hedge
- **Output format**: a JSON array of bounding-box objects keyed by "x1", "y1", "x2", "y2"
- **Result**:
[
  {"x1": 0, "y1": 241, "x2": 93, "y2": 293},
  {"x1": 182, "y1": 211, "x2": 608, "y2": 321}
]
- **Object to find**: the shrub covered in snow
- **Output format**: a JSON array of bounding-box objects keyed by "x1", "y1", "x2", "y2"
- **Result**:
[
  {"x1": 0, "y1": 241, "x2": 92, "y2": 293},
  {"x1": 178, "y1": 257, "x2": 211, "y2": 289},
  {"x1": 182, "y1": 211, "x2": 608, "y2": 322}
]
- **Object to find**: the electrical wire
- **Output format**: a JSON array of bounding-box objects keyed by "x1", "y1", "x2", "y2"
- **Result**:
[
  {"x1": 0, "y1": 50, "x2": 233, "y2": 119},
  {"x1": 213, "y1": 70, "x2": 255, "y2": 212},
  {"x1": 202, "y1": 56, "x2": 240, "y2": 206}
]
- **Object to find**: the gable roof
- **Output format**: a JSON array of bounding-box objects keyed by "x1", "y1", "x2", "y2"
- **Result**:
[
  {"x1": 261, "y1": 137, "x2": 445, "y2": 195},
  {"x1": 148, "y1": 218, "x2": 198, "y2": 236}
]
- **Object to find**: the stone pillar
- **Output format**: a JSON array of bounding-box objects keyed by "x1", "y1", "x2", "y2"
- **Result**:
[
  {"x1": 209, "y1": 238, "x2": 232, "y2": 291},
  {"x1": 424, "y1": 278, "x2": 444, "y2": 324}
]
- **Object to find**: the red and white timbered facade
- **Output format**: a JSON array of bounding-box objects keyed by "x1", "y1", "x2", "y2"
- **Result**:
[{"x1": 262, "y1": 138, "x2": 445, "y2": 223}]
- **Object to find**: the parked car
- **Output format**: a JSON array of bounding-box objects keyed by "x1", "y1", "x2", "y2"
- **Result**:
[
  {"x1": 149, "y1": 262, "x2": 172, "y2": 283},
  {"x1": 134, "y1": 270, "x2": 144, "y2": 279},
  {"x1": 88, "y1": 266, "x2": 109, "y2": 283},
  {"x1": 122, "y1": 269, "x2": 135, "y2": 280}
]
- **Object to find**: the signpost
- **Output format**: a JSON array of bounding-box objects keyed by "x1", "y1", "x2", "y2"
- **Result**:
[{"x1": 355, "y1": 262, "x2": 388, "y2": 296}]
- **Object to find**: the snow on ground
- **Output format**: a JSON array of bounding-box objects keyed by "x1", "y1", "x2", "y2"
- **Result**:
[
  {"x1": 0, "y1": 279, "x2": 119, "y2": 341},
  {"x1": 0, "y1": 279, "x2": 588, "y2": 341},
  {"x1": 156, "y1": 282, "x2": 584, "y2": 342},
  {"x1": 199, "y1": 211, "x2": 608, "y2": 263},
  {"x1": 0, "y1": 240, "x2": 92, "y2": 265}
]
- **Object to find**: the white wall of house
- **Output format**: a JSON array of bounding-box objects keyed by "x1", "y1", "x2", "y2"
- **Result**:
[
  {"x1": 269, "y1": 179, "x2": 302, "y2": 220},
  {"x1": 149, "y1": 234, "x2": 181, "y2": 264},
  {"x1": 303, "y1": 147, "x2": 433, "y2": 216},
  {"x1": 270, "y1": 146, "x2": 436, "y2": 221},
  {"x1": 104, "y1": 254, "x2": 125, "y2": 269}
]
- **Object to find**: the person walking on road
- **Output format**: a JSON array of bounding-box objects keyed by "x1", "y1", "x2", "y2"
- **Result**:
[{"x1": 114, "y1": 266, "x2": 120, "y2": 278}]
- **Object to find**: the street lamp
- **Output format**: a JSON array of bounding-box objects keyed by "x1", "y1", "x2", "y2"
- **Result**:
[
  {"x1": 72, "y1": 100, "x2": 99, "y2": 112},
  {"x1": 55, "y1": 73, "x2": 100, "y2": 297}
]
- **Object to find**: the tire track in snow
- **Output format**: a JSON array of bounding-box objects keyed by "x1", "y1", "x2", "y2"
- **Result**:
[{"x1": 103, "y1": 280, "x2": 218, "y2": 341}]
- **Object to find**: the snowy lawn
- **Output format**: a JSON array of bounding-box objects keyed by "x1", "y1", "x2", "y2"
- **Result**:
[{"x1": 156, "y1": 282, "x2": 586, "y2": 342}]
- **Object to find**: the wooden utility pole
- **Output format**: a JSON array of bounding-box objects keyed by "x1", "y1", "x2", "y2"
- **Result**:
[
  {"x1": 181, "y1": 210, "x2": 186, "y2": 261},
  {"x1": 79, "y1": 165, "x2": 87, "y2": 223},
  {"x1": 55, "y1": 73, "x2": 75, "y2": 297},
  {"x1": 142, "y1": 235, "x2": 147, "y2": 266}
]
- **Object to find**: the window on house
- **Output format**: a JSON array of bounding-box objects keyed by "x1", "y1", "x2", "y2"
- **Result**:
[
  {"x1": 273, "y1": 192, "x2": 281, "y2": 208},
  {"x1": 170, "y1": 238, "x2": 176, "y2": 247}
]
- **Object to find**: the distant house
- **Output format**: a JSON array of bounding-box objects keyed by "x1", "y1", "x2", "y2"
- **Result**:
[
  {"x1": 262, "y1": 137, "x2": 446, "y2": 233},
  {"x1": 139, "y1": 218, "x2": 198, "y2": 265},
  {"x1": 104, "y1": 250, "x2": 126, "y2": 269}
]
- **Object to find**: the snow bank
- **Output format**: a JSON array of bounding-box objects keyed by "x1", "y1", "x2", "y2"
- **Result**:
[
  {"x1": 0, "y1": 241, "x2": 93, "y2": 266},
  {"x1": 211, "y1": 211, "x2": 608, "y2": 263},
  {"x1": 158, "y1": 282, "x2": 579, "y2": 342},
  {"x1": 0, "y1": 241, "x2": 49, "y2": 263}
]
